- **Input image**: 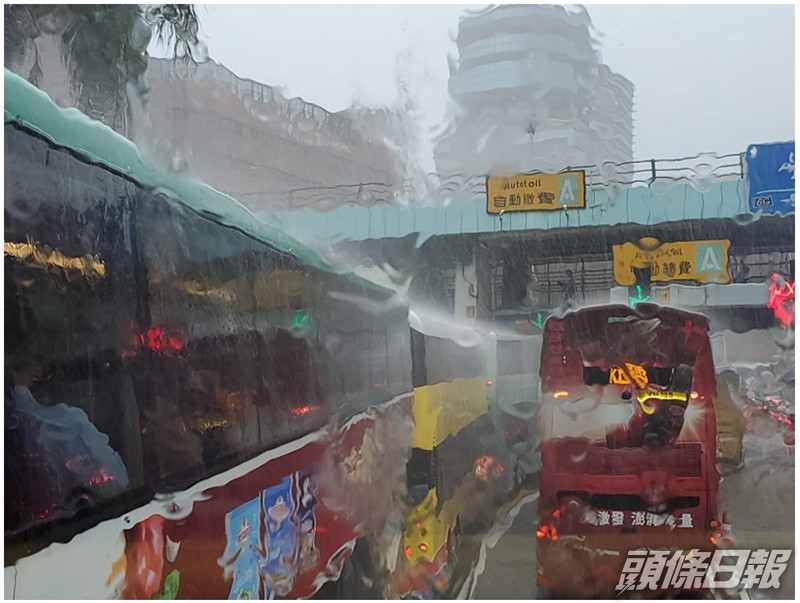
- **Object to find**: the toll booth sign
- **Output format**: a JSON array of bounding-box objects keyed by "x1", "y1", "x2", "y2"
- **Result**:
[
  {"x1": 613, "y1": 239, "x2": 730, "y2": 286},
  {"x1": 487, "y1": 171, "x2": 586, "y2": 214}
]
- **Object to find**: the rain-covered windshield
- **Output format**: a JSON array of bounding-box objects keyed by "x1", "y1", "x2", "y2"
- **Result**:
[{"x1": 4, "y1": 4, "x2": 795, "y2": 600}]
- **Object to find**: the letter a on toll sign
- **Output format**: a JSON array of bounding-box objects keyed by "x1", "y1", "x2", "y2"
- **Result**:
[
  {"x1": 699, "y1": 245, "x2": 722, "y2": 272},
  {"x1": 559, "y1": 175, "x2": 577, "y2": 204}
]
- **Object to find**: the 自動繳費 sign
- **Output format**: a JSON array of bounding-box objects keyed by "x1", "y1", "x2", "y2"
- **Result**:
[
  {"x1": 487, "y1": 171, "x2": 585, "y2": 214},
  {"x1": 613, "y1": 239, "x2": 730, "y2": 285}
]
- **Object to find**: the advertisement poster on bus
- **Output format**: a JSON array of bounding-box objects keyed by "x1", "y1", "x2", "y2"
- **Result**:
[
  {"x1": 222, "y1": 497, "x2": 261, "y2": 600},
  {"x1": 293, "y1": 468, "x2": 321, "y2": 572},
  {"x1": 260, "y1": 476, "x2": 298, "y2": 597},
  {"x1": 113, "y1": 402, "x2": 413, "y2": 600}
]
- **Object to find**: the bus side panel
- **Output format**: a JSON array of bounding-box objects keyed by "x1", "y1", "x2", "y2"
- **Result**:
[
  {"x1": 411, "y1": 377, "x2": 488, "y2": 450},
  {"x1": 9, "y1": 399, "x2": 413, "y2": 600}
]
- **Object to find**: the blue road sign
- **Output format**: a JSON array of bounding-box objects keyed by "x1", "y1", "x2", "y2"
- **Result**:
[{"x1": 746, "y1": 141, "x2": 795, "y2": 215}]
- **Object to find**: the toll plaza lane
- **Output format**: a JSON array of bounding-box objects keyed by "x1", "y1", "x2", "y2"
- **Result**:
[
  {"x1": 462, "y1": 492, "x2": 540, "y2": 600},
  {"x1": 469, "y1": 450, "x2": 795, "y2": 600}
]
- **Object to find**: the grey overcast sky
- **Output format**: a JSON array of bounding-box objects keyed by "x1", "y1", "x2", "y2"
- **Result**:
[{"x1": 182, "y1": 4, "x2": 795, "y2": 165}]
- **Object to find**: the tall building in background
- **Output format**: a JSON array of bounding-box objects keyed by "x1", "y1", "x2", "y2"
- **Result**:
[{"x1": 434, "y1": 4, "x2": 634, "y2": 177}]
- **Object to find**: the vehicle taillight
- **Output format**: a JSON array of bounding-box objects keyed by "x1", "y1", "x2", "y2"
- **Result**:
[
  {"x1": 709, "y1": 518, "x2": 723, "y2": 545},
  {"x1": 535, "y1": 524, "x2": 558, "y2": 541}
]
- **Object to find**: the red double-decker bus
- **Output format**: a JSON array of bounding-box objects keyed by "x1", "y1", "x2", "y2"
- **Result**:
[{"x1": 535, "y1": 303, "x2": 721, "y2": 598}]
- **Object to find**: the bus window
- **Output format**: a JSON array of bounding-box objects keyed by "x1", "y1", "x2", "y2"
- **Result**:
[
  {"x1": 5, "y1": 124, "x2": 144, "y2": 540},
  {"x1": 4, "y1": 122, "x2": 413, "y2": 564}
]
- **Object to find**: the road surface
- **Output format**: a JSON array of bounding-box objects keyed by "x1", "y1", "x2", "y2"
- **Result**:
[{"x1": 467, "y1": 445, "x2": 794, "y2": 599}]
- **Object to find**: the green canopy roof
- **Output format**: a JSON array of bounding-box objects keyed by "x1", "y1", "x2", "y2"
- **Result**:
[{"x1": 3, "y1": 68, "x2": 389, "y2": 295}]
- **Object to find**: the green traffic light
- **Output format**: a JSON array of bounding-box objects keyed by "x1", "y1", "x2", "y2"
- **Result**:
[
  {"x1": 292, "y1": 309, "x2": 309, "y2": 330},
  {"x1": 628, "y1": 284, "x2": 650, "y2": 306}
]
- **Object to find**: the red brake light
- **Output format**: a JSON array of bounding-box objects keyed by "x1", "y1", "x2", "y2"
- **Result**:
[{"x1": 291, "y1": 404, "x2": 319, "y2": 417}]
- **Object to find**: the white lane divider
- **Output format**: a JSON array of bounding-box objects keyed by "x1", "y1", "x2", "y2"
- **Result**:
[{"x1": 456, "y1": 491, "x2": 540, "y2": 599}]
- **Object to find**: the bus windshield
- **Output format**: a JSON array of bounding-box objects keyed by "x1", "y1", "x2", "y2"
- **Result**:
[{"x1": 541, "y1": 304, "x2": 716, "y2": 447}]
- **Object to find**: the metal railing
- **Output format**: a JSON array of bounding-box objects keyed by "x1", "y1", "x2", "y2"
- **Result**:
[
  {"x1": 276, "y1": 151, "x2": 748, "y2": 210},
  {"x1": 436, "y1": 151, "x2": 746, "y2": 196},
  {"x1": 574, "y1": 152, "x2": 745, "y2": 189}
]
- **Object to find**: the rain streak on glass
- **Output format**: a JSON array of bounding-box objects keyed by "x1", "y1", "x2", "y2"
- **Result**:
[{"x1": 3, "y1": 3, "x2": 795, "y2": 601}]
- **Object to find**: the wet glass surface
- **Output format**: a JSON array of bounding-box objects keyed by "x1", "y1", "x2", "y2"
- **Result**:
[{"x1": 4, "y1": 4, "x2": 795, "y2": 600}]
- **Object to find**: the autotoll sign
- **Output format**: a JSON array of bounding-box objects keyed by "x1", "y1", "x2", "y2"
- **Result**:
[
  {"x1": 613, "y1": 239, "x2": 730, "y2": 285},
  {"x1": 486, "y1": 170, "x2": 585, "y2": 214}
]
